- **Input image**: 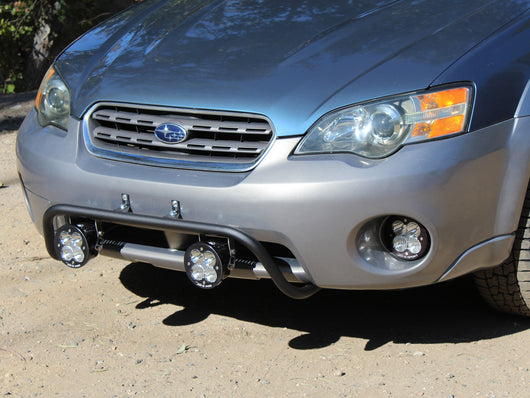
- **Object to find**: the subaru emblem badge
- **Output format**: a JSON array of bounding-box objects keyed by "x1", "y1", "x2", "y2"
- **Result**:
[{"x1": 154, "y1": 123, "x2": 188, "y2": 144}]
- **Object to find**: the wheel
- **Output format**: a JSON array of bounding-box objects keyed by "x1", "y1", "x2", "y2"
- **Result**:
[{"x1": 474, "y1": 183, "x2": 530, "y2": 317}]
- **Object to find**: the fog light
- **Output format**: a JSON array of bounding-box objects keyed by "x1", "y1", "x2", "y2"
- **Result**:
[
  {"x1": 184, "y1": 242, "x2": 226, "y2": 289},
  {"x1": 381, "y1": 216, "x2": 430, "y2": 260},
  {"x1": 54, "y1": 224, "x2": 96, "y2": 268}
]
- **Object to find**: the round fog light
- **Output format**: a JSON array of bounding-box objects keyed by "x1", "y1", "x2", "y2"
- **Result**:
[
  {"x1": 54, "y1": 224, "x2": 94, "y2": 268},
  {"x1": 184, "y1": 242, "x2": 225, "y2": 289},
  {"x1": 381, "y1": 216, "x2": 430, "y2": 260}
]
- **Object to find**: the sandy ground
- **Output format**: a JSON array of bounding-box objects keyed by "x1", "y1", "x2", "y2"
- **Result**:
[{"x1": 0, "y1": 94, "x2": 529, "y2": 397}]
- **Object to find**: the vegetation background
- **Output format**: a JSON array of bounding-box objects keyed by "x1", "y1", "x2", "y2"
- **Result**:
[{"x1": 0, "y1": 0, "x2": 140, "y2": 93}]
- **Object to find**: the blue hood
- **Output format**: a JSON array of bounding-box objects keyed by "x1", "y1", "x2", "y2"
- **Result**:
[{"x1": 56, "y1": 0, "x2": 528, "y2": 136}]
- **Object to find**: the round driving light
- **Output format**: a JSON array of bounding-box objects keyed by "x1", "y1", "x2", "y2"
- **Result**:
[
  {"x1": 184, "y1": 242, "x2": 226, "y2": 289},
  {"x1": 381, "y1": 216, "x2": 430, "y2": 261},
  {"x1": 54, "y1": 224, "x2": 95, "y2": 268}
]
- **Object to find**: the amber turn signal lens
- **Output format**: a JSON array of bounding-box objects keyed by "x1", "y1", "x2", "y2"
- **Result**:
[
  {"x1": 411, "y1": 87, "x2": 470, "y2": 139},
  {"x1": 417, "y1": 87, "x2": 469, "y2": 110},
  {"x1": 35, "y1": 68, "x2": 55, "y2": 109}
]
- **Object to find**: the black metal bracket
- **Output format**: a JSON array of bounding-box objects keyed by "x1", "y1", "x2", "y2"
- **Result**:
[{"x1": 43, "y1": 204, "x2": 320, "y2": 299}]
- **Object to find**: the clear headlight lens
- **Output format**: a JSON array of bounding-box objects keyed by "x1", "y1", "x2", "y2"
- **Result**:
[
  {"x1": 35, "y1": 66, "x2": 71, "y2": 131},
  {"x1": 294, "y1": 86, "x2": 472, "y2": 158}
]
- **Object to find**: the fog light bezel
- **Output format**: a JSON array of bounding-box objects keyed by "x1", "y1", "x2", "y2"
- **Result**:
[{"x1": 355, "y1": 215, "x2": 433, "y2": 273}]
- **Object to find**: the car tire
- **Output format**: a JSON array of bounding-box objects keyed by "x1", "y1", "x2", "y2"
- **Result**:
[{"x1": 474, "y1": 183, "x2": 530, "y2": 317}]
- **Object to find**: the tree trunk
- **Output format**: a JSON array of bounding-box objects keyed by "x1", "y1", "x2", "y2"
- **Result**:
[{"x1": 23, "y1": 1, "x2": 63, "y2": 89}]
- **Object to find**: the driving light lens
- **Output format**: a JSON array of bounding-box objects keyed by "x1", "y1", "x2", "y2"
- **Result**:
[
  {"x1": 54, "y1": 224, "x2": 96, "y2": 268},
  {"x1": 184, "y1": 242, "x2": 226, "y2": 289},
  {"x1": 295, "y1": 85, "x2": 472, "y2": 158},
  {"x1": 189, "y1": 248, "x2": 218, "y2": 283},
  {"x1": 36, "y1": 66, "x2": 71, "y2": 130},
  {"x1": 381, "y1": 216, "x2": 430, "y2": 261}
]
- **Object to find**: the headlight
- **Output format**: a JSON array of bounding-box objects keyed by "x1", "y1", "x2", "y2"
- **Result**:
[
  {"x1": 294, "y1": 86, "x2": 472, "y2": 158},
  {"x1": 35, "y1": 66, "x2": 71, "y2": 131}
]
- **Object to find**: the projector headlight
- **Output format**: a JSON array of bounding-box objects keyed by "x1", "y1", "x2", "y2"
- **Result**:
[
  {"x1": 35, "y1": 66, "x2": 71, "y2": 131},
  {"x1": 295, "y1": 86, "x2": 472, "y2": 158}
]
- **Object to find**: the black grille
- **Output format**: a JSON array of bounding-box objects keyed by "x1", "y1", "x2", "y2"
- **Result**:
[{"x1": 84, "y1": 103, "x2": 275, "y2": 171}]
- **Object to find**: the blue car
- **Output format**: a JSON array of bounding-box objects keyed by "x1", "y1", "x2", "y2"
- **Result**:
[{"x1": 16, "y1": 0, "x2": 530, "y2": 316}]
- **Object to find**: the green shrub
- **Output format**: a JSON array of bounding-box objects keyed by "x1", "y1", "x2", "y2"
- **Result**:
[
  {"x1": 0, "y1": 0, "x2": 138, "y2": 93},
  {"x1": 0, "y1": 1, "x2": 42, "y2": 93}
]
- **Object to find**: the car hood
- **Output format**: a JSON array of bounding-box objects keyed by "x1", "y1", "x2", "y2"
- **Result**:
[{"x1": 56, "y1": 0, "x2": 528, "y2": 136}]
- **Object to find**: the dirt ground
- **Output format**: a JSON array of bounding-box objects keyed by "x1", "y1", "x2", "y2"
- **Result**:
[{"x1": 0, "y1": 94, "x2": 529, "y2": 397}]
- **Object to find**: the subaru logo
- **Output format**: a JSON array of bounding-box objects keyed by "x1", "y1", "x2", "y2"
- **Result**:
[{"x1": 154, "y1": 123, "x2": 188, "y2": 144}]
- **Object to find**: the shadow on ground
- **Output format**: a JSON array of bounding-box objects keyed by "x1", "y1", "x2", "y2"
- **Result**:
[{"x1": 119, "y1": 262, "x2": 530, "y2": 351}]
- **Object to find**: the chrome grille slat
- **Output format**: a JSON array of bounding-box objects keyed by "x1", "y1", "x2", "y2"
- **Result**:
[
  {"x1": 92, "y1": 109, "x2": 272, "y2": 135},
  {"x1": 84, "y1": 103, "x2": 275, "y2": 172},
  {"x1": 93, "y1": 126, "x2": 266, "y2": 153},
  {"x1": 184, "y1": 138, "x2": 266, "y2": 153}
]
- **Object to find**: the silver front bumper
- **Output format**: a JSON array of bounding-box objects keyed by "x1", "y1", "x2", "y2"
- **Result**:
[{"x1": 16, "y1": 109, "x2": 530, "y2": 289}]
